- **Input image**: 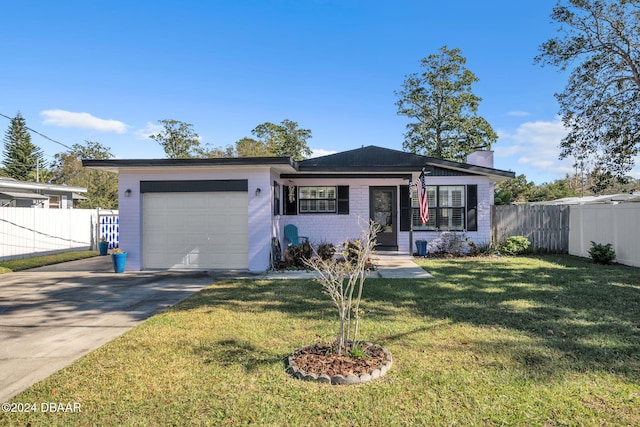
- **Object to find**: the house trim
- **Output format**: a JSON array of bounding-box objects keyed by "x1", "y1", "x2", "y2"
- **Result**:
[
  {"x1": 140, "y1": 179, "x2": 248, "y2": 193},
  {"x1": 281, "y1": 173, "x2": 412, "y2": 179}
]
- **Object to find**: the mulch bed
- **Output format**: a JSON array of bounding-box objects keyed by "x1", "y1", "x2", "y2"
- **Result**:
[{"x1": 290, "y1": 342, "x2": 389, "y2": 378}]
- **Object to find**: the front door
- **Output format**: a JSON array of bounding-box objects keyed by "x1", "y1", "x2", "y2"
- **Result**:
[{"x1": 370, "y1": 187, "x2": 398, "y2": 250}]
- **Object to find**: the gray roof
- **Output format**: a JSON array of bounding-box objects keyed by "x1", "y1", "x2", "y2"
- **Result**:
[
  {"x1": 299, "y1": 146, "x2": 515, "y2": 179},
  {"x1": 0, "y1": 191, "x2": 49, "y2": 200},
  {"x1": 83, "y1": 145, "x2": 516, "y2": 180}
]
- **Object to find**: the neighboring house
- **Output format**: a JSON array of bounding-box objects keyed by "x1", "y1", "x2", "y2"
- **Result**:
[
  {"x1": 0, "y1": 177, "x2": 87, "y2": 208},
  {"x1": 83, "y1": 145, "x2": 515, "y2": 272}
]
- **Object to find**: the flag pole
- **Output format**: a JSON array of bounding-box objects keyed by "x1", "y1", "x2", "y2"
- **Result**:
[
  {"x1": 409, "y1": 175, "x2": 413, "y2": 255},
  {"x1": 409, "y1": 166, "x2": 426, "y2": 256}
]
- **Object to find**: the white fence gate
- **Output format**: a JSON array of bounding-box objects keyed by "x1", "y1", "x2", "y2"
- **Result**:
[
  {"x1": 0, "y1": 208, "x2": 119, "y2": 262},
  {"x1": 569, "y1": 204, "x2": 640, "y2": 267}
]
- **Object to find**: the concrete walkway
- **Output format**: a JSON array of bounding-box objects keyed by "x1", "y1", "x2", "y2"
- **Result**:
[
  {"x1": 262, "y1": 251, "x2": 433, "y2": 279},
  {"x1": 373, "y1": 252, "x2": 434, "y2": 279}
]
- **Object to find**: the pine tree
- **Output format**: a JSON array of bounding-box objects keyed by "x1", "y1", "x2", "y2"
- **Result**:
[{"x1": 2, "y1": 112, "x2": 46, "y2": 181}]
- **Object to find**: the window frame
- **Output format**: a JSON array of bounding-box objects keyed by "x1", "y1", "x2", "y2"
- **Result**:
[
  {"x1": 283, "y1": 185, "x2": 349, "y2": 215},
  {"x1": 411, "y1": 185, "x2": 466, "y2": 231},
  {"x1": 49, "y1": 195, "x2": 60, "y2": 209},
  {"x1": 298, "y1": 186, "x2": 338, "y2": 214}
]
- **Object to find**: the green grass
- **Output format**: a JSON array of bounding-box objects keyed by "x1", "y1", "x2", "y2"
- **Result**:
[
  {"x1": 2, "y1": 255, "x2": 639, "y2": 426},
  {"x1": 0, "y1": 250, "x2": 98, "y2": 274}
]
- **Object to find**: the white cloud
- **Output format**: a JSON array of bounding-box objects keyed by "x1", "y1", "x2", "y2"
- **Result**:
[
  {"x1": 496, "y1": 117, "x2": 573, "y2": 179},
  {"x1": 497, "y1": 117, "x2": 640, "y2": 182},
  {"x1": 134, "y1": 122, "x2": 164, "y2": 140},
  {"x1": 309, "y1": 148, "x2": 337, "y2": 158},
  {"x1": 507, "y1": 111, "x2": 531, "y2": 117},
  {"x1": 41, "y1": 109, "x2": 128, "y2": 133}
]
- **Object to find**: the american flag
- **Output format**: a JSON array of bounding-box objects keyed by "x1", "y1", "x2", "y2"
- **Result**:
[{"x1": 415, "y1": 171, "x2": 429, "y2": 224}]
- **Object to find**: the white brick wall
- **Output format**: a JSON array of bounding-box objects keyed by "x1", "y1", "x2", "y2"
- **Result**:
[
  {"x1": 279, "y1": 176, "x2": 495, "y2": 253},
  {"x1": 280, "y1": 177, "x2": 402, "y2": 248}
]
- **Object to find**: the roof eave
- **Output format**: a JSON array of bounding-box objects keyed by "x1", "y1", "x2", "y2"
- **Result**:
[
  {"x1": 82, "y1": 157, "x2": 299, "y2": 173},
  {"x1": 0, "y1": 180, "x2": 88, "y2": 193}
]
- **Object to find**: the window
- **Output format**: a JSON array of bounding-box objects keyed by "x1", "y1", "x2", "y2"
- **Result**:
[
  {"x1": 284, "y1": 185, "x2": 349, "y2": 215},
  {"x1": 49, "y1": 195, "x2": 60, "y2": 209},
  {"x1": 299, "y1": 186, "x2": 337, "y2": 213},
  {"x1": 400, "y1": 185, "x2": 477, "y2": 231}
]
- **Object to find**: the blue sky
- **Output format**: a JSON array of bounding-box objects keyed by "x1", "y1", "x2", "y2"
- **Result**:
[{"x1": 2, "y1": 0, "x2": 635, "y2": 184}]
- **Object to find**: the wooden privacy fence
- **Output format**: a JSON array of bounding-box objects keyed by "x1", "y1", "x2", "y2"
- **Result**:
[{"x1": 491, "y1": 205, "x2": 570, "y2": 253}]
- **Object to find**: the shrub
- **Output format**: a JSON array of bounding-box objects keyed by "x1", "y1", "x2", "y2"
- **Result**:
[
  {"x1": 426, "y1": 231, "x2": 474, "y2": 256},
  {"x1": 316, "y1": 242, "x2": 336, "y2": 261},
  {"x1": 589, "y1": 241, "x2": 616, "y2": 264},
  {"x1": 467, "y1": 241, "x2": 480, "y2": 256},
  {"x1": 500, "y1": 236, "x2": 532, "y2": 256},
  {"x1": 475, "y1": 241, "x2": 499, "y2": 256},
  {"x1": 285, "y1": 242, "x2": 312, "y2": 269}
]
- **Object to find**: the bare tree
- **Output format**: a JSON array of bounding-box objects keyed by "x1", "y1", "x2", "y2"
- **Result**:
[{"x1": 305, "y1": 220, "x2": 379, "y2": 354}]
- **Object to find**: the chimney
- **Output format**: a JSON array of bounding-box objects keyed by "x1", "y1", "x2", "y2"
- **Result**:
[{"x1": 466, "y1": 150, "x2": 494, "y2": 168}]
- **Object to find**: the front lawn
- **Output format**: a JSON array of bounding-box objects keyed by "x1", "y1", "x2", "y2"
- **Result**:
[
  {"x1": 0, "y1": 250, "x2": 98, "y2": 274},
  {"x1": 2, "y1": 255, "x2": 639, "y2": 426}
]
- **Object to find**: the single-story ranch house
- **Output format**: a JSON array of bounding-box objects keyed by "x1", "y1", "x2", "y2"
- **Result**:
[
  {"x1": 84, "y1": 145, "x2": 514, "y2": 272},
  {"x1": 0, "y1": 177, "x2": 87, "y2": 208}
]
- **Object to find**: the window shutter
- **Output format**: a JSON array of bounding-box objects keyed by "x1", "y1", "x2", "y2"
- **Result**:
[
  {"x1": 273, "y1": 181, "x2": 281, "y2": 216},
  {"x1": 466, "y1": 184, "x2": 478, "y2": 231},
  {"x1": 337, "y1": 186, "x2": 349, "y2": 215},
  {"x1": 400, "y1": 185, "x2": 411, "y2": 231},
  {"x1": 284, "y1": 186, "x2": 297, "y2": 215}
]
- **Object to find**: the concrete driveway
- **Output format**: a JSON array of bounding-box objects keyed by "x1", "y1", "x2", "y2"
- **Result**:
[{"x1": 0, "y1": 256, "x2": 220, "y2": 402}]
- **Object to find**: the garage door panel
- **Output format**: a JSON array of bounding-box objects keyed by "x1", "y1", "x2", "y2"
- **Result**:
[
  {"x1": 187, "y1": 214, "x2": 208, "y2": 229},
  {"x1": 143, "y1": 192, "x2": 248, "y2": 269},
  {"x1": 145, "y1": 215, "x2": 170, "y2": 231},
  {"x1": 145, "y1": 234, "x2": 169, "y2": 248},
  {"x1": 145, "y1": 197, "x2": 167, "y2": 210},
  {"x1": 185, "y1": 197, "x2": 207, "y2": 209}
]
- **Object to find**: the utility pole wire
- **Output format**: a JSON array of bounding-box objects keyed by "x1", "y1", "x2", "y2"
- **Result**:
[{"x1": 0, "y1": 112, "x2": 73, "y2": 150}]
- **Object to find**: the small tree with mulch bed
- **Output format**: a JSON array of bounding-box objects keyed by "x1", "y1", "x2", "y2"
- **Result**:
[{"x1": 304, "y1": 220, "x2": 379, "y2": 354}]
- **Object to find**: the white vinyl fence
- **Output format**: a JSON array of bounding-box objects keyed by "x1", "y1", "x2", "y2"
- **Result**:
[
  {"x1": 0, "y1": 208, "x2": 105, "y2": 262},
  {"x1": 569, "y1": 204, "x2": 640, "y2": 267}
]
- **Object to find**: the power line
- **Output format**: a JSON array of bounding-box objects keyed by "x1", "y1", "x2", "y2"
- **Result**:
[{"x1": 0, "y1": 112, "x2": 73, "y2": 150}]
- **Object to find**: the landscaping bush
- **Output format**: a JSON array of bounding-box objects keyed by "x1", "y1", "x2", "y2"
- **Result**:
[
  {"x1": 500, "y1": 236, "x2": 532, "y2": 256},
  {"x1": 475, "y1": 241, "x2": 498, "y2": 256},
  {"x1": 284, "y1": 242, "x2": 312, "y2": 268},
  {"x1": 589, "y1": 241, "x2": 616, "y2": 264},
  {"x1": 426, "y1": 231, "x2": 474, "y2": 256},
  {"x1": 316, "y1": 241, "x2": 336, "y2": 261}
]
